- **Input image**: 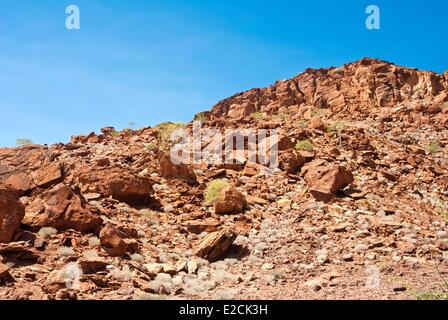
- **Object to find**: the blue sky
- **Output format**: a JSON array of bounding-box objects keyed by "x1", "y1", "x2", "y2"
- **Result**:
[{"x1": 0, "y1": 0, "x2": 447, "y2": 147}]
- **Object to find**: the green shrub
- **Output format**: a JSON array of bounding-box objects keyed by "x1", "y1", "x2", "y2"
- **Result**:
[
  {"x1": 144, "y1": 143, "x2": 158, "y2": 151},
  {"x1": 156, "y1": 122, "x2": 187, "y2": 142},
  {"x1": 426, "y1": 141, "x2": 442, "y2": 154},
  {"x1": 311, "y1": 108, "x2": 331, "y2": 117},
  {"x1": 194, "y1": 112, "x2": 208, "y2": 123},
  {"x1": 295, "y1": 139, "x2": 314, "y2": 152},
  {"x1": 204, "y1": 179, "x2": 230, "y2": 205},
  {"x1": 250, "y1": 112, "x2": 265, "y2": 120},
  {"x1": 325, "y1": 121, "x2": 347, "y2": 133},
  {"x1": 16, "y1": 138, "x2": 33, "y2": 146}
]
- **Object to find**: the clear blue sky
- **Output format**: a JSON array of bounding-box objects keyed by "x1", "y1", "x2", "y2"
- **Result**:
[{"x1": 0, "y1": 0, "x2": 447, "y2": 147}]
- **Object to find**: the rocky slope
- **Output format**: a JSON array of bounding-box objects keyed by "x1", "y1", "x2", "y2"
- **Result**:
[{"x1": 0, "y1": 58, "x2": 447, "y2": 300}]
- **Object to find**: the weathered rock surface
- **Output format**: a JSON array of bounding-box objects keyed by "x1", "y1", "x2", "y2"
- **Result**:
[
  {"x1": 0, "y1": 187, "x2": 25, "y2": 243},
  {"x1": 23, "y1": 183, "x2": 102, "y2": 233},
  {"x1": 213, "y1": 187, "x2": 247, "y2": 215}
]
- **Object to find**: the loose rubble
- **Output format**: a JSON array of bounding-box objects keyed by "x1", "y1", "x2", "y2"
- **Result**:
[{"x1": 0, "y1": 58, "x2": 447, "y2": 300}]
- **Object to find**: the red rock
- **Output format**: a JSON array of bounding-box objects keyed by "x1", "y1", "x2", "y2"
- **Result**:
[
  {"x1": 32, "y1": 162, "x2": 63, "y2": 188},
  {"x1": 159, "y1": 153, "x2": 197, "y2": 184},
  {"x1": 99, "y1": 224, "x2": 133, "y2": 256},
  {"x1": 304, "y1": 163, "x2": 354, "y2": 202},
  {"x1": 3, "y1": 171, "x2": 35, "y2": 194},
  {"x1": 23, "y1": 183, "x2": 102, "y2": 233},
  {"x1": 74, "y1": 167, "x2": 154, "y2": 206},
  {"x1": 278, "y1": 150, "x2": 305, "y2": 174},
  {"x1": 0, "y1": 187, "x2": 25, "y2": 243},
  {"x1": 310, "y1": 118, "x2": 325, "y2": 131},
  {"x1": 213, "y1": 187, "x2": 247, "y2": 215},
  {"x1": 195, "y1": 229, "x2": 237, "y2": 261}
]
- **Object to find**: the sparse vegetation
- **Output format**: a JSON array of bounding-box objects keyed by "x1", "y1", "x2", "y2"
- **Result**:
[
  {"x1": 298, "y1": 119, "x2": 309, "y2": 128},
  {"x1": 271, "y1": 114, "x2": 286, "y2": 121},
  {"x1": 194, "y1": 112, "x2": 208, "y2": 123},
  {"x1": 88, "y1": 236, "x2": 101, "y2": 247},
  {"x1": 426, "y1": 141, "x2": 442, "y2": 154},
  {"x1": 83, "y1": 250, "x2": 99, "y2": 259},
  {"x1": 250, "y1": 112, "x2": 265, "y2": 120},
  {"x1": 144, "y1": 143, "x2": 158, "y2": 151},
  {"x1": 325, "y1": 120, "x2": 348, "y2": 133},
  {"x1": 16, "y1": 138, "x2": 33, "y2": 146},
  {"x1": 295, "y1": 139, "x2": 314, "y2": 152},
  {"x1": 57, "y1": 246, "x2": 76, "y2": 257},
  {"x1": 110, "y1": 265, "x2": 134, "y2": 281},
  {"x1": 128, "y1": 121, "x2": 135, "y2": 128},
  {"x1": 130, "y1": 253, "x2": 145, "y2": 263},
  {"x1": 311, "y1": 108, "x2": 331, "y2": 117},
  {"x1": 155, "y1": 122, "x2": 187, "y2": 143},
  {"x1": 60, "y1": 263, "x2": 82, "y2": 290},
  {"x1": 204, "y1": 179, "x2": 230, "y2": 205},
  {"x1": 134, "y1": 293, "x2": 168, "y2": 300},
  {"x1": 37, "y1": 227, "x2": 58, "y2": 239}
]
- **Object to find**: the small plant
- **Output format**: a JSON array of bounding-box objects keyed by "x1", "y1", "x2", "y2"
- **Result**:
[
  {"x1": 128, "y1": 121, "x2": 136, "y2": 128},
  {"x1": 311, "y1": 108, "x2": 331, "y2": 117},
  {"x1": 250, "y1": 112, "x2": 265, "y2": 120},
  {"x1": 83, "y1": 250, "x2": 99, "y2": 259},
  {"x1": 57, "y1": 246, "x2": 76, "y2": 257},
  {"x1": 271, "y1": 114, "x2": 286, "y2": 121},
  {"x1": 426, "y1": 141, "x2": 442, "y2": 154},
  {"x1": 60, "y1": 263, "x2": 83, "y2": 290},
  {"x1": 111, "y1": 130, "x2": 120, "y2": 137},
  {"x1": 88, "y1": 236, "x2": 101, "y2": 247},
  {"x1": 134, "y1": 293, "x2": 168, "y2": 300},
  {"x1": 194, "y1": 112, "x2": 208, "y2": 123},
  {"x1": 325, "y1": 120, "x2": 347, "y2": 133},
  {"x1": 110, "y1": 265, "x2": 134, "y2": 281},
  {"x1": 295, "y1": 139, "x2": 314, "y2": 152},
  {"x1": 144, "y1": 143, "x2": 158, "y2": 151},
  {"x1": 155, "y1": 122, "x2": 187, "y2": 143},
  {"x1": 204, "y1": 179, "x2": 230, "y2": 205},
  {"x1": 37, "y1": 227, "x2": 58, "y2": 239},
  {"x1": 140, "y1": 209, "x2": 159, "y2": 225},
  {"x1": 298, "y1": 120, "x2": 309, "y2": 128},
  {"x1": 16, "y1": 138, "x2": 33, "y2": 146},
  {"x1": 130, "y1": 253, "x2": 145, "y2": 263}
]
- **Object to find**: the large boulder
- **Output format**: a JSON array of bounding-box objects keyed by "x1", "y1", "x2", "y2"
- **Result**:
[
  {"x1": 159, "y1": 153, "x2": 197, "y2": 184},
  {"x1": 0, "y1": 187, "x2": 25, "y2": 243},
  {"x1": 73, "y1": 167, "x2": 154, "y2": 206},
  {"x1": 195, "y1": 229, "x2": 237, "y2": 261},
  {"x1": 99, "y1": 224, "x2": 138, "y2": 257},
  {"x1": 213, "y1": 187, "x2": 247, "y2": 215},
  {"x1": 278, "y1": 150, "x2": 305, "y2": 174},
  {"x1": 304, "y1": 163, "x2": 354, "y2": 202},
  {"x1": 23, "y1": 183, "x2": 102, "y2": 233}
]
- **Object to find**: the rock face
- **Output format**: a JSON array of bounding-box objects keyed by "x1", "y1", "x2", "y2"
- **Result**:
[
  {"x1": 23, "y1": 183, "x2": 102, "y2": 233},
  {"x1": 195, "y1": 229, "x2": 237, "y2": 261},
  {"x1": 304, "y1": 163, "x2": 354, "y2": 202},
  {"x1": 99, "y1": 224, "x2": 138, "y2": 256},
  {"x1": 0, "y1": 187, "x2": 25, "y2": 243},
  {"x1": 73, "y1": 167, "x2": 154, "y2": 206},
  {"x1": 159, "y1": 153, "x2": 197, "y2": 184},
  {"x1": 210, "y1": 58, "x2": 448, "y2": 122},
  {"x1": 0, "y1": 58, "x2": 447, "y2": 300},
  {"x1": 213, "y1": 187, "x2": 247, "y2": 215},
  {"x1": 278, "y1": 150, "x2": 305, "y2": 174}
]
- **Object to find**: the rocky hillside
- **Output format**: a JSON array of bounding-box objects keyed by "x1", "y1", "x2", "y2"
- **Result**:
[{"x1": 0, "y1": 58, "x2": 447, "y2": 300}]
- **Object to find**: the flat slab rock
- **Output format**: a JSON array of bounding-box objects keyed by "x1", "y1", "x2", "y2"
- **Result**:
[{"x1": 195, "y1": 229, "x2": 237, "y2": 261}]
